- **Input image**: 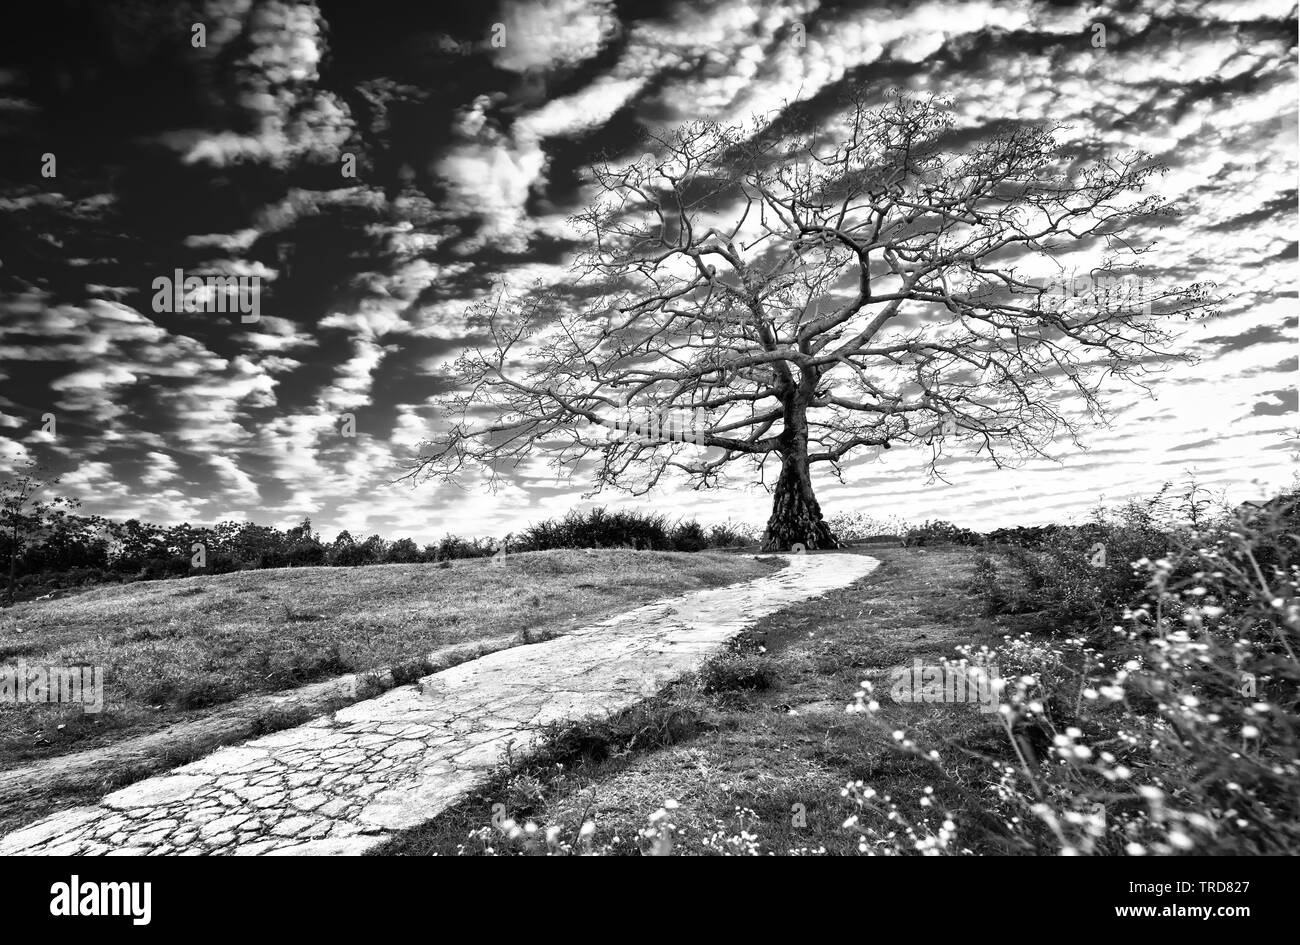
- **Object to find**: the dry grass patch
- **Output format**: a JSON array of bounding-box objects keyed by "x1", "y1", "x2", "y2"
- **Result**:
[{"x1": 0, "y1": 550, "x2": 779, "y2": 767}]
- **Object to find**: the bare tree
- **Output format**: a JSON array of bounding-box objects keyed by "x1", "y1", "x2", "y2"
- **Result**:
[{"x1": 408, "y1": 92, "x2": 1215, "y2": 550}]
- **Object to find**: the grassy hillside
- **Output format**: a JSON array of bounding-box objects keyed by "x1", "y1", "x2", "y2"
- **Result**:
[{"x1": 0, "y1": 550, "x2": 778, "y2": 766}]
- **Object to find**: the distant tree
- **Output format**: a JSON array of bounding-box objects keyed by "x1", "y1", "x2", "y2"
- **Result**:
[
  {"x1": 327, "y1": 530, "x2": 365, "y2": 566},
  {"x1": 384, "y1": 537, "x2": 422, "y2": 563},
  {"x1": 285, "y1": 517, "x2": 325, "y2": 566},
  {"x1": 216, "y1": 523, "x2": 284, "y2": 569},
  {"x1": 112, "y1": 518, "x2": 168, "y2": 572},
  {"x1": 1, "y1": 462, "x2": 78, "y2": 602},
  {"x1": 23, "y1": 507, "x2": 102, "y2": 572},
  {"x1": 285, "y1": 517, "x2": 314, "y2": 543},
  {"x1": 357, "y1": 534, "x2": 388, "y2": 565}
]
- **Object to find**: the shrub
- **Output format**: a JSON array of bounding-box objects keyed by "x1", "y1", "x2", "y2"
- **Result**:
[
  {"x1": 327, "y1": 534, "x2": 374, "y2": 567},
  {"x1": 435, "y1": 534, "x2": 494, "y2": 560},
  {"x1": 901, "y1": 519, "x2": 982, "y2": 547},
  {"x1": 287, "y1": 539, "x2": 326, "y2": 567},
  {"x1": 384, "y1": 538, "x2": 423, "y2": 564},
  {"x1": 669, "y1": 519, "x2": 709, "y2": 552},
  {"x1": 825, "y1": 510, "x2": 910, "y2": 542},
  {"x1": 971, "y1": 491, "x2": 1189, "y2": 630},
  {"x1": 517, "y1": 507, "x2": 670, "y2": 551},
  {"x1": 700, "y1": 651, "x2": 777, "y2": 693},
  {"x1": 706, "y1": 521, "x2": 756, "y2": 548},
  {"x1": 849, "y1": 482, "x2": 1300, "y2": 855},
  {"x1": 982, "y1": 524, "x2": 1061, "y2": 548},
  {"x1": 531, "y1": 695, "x2": 709, "y2": 766}
]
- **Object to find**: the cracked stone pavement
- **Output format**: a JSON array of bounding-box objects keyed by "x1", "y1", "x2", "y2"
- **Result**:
[{"x1": 0, "y1": 552, "x2": 879, "y2": 856}]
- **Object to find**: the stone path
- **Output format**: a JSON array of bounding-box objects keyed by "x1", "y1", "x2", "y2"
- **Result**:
[{"x1": 0, "y1": 552, "x2": 878, "y2": 855}]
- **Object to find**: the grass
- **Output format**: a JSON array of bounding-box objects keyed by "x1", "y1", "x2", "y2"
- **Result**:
[
  {"x1": 371, "y1": 546, "x2": 1012, "y2": 855},
  {"x1": 0, "y1": 549, "x2": 779, "y2": 767}
]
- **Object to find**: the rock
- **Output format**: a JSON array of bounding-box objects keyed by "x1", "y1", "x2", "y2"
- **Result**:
[
  {"x1": 103, "y1": 775, "x2": 211, "y2": 810},
  {"x1": 0, "y1": 807, "x2": 103, "y2": 854},
  {"x1": 270, "y1": 817, "x2": 317, "y2": 837},
  {"x1": 200, "y1": 815, "x2": 249, "y2": 837},
  {"x1": 291, "y1": 793, "x2": 328, "y2": 811},
  {"x1": 265, "y1": 836, "x2": 378, "y2": 855}
]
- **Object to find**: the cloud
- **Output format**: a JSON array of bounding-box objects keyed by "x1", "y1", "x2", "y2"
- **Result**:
[
  {"x1": 158, "y1": 0, "x2": 354, "y2": 168},
  {"x1": 208, "y1": 454, "x2": 262, "y2": 505},
  {"x1": 1251, "y1": 389, "x2": 1299, "y2": 416},
  {"x1": 493, "y1": 0, "x2": 619, "y2": 73},
  {"x1": 140, "y1": 451, "x2": 182, "y2": 489},
  {"x1": 433, "y1": 99, "x2": 550, "y2": 252}
]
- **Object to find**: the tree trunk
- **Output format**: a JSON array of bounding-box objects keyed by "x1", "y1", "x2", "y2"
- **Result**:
[
  {"x1": 6, "y1": 517, "x2": 16, "y2": 604},
  {"x1": 761, "y1": 399, "x2": 838, "y2": 551}
]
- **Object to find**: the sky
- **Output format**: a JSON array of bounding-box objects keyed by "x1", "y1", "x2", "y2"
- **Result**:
[{"x1": 0, "y1": 0, "x2": 1296, "y2": 544}]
